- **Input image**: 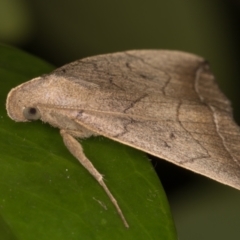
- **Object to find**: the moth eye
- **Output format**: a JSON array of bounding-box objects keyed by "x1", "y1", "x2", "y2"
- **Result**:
[{"x1": 23, "y1": 107, "x2": 41, "y2": 120}]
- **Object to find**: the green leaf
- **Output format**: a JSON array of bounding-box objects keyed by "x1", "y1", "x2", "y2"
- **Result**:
[{"x1": 0, "y1": 44, "x2": 177, "y2": 240}]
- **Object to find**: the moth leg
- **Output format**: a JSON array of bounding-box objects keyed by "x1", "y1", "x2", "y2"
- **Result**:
[{"x1": 60, "y1": 129, "x2": 129, "y2": 228}]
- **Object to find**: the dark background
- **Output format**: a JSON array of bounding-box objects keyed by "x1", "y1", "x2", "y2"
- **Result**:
[{"x1": 1, "y1": 0, "x2": 240, "y2": 239}]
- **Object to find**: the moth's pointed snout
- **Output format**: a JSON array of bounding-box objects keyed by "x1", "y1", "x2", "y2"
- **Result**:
[
  {"x1": 6, "y1": 77, "x2": 43, "y2": 122},
  {"x1": 6, "y1": 86, "x2": 27, "y2": 122}
]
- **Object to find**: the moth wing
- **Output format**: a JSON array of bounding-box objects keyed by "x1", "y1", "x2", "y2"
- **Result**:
[{"x1": 54, "y1": 50, "x2": 240, "y2": 189}]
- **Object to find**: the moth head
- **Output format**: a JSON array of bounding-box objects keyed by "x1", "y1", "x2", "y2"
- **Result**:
[{"x1": 6, "y1": 77, "x2": 43, "y2": 122}]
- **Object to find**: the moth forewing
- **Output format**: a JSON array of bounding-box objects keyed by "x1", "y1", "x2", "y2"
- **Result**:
[{"x1": 6, "y1": 50, "x2": 240, "y2": 227}]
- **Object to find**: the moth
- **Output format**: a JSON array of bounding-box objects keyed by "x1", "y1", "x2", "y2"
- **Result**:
[{"x1": 6, "y1": 50, "x2": 240, "y2": 228}]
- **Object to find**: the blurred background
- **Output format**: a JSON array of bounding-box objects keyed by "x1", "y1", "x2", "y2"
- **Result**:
[{"x1": 1, "y1": 0, "x2": 240, "y2": 239}]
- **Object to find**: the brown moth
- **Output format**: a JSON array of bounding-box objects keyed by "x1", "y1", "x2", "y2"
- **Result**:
[{"x1": 6, "y1": 50, "x2": 240, "y2": 228}]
